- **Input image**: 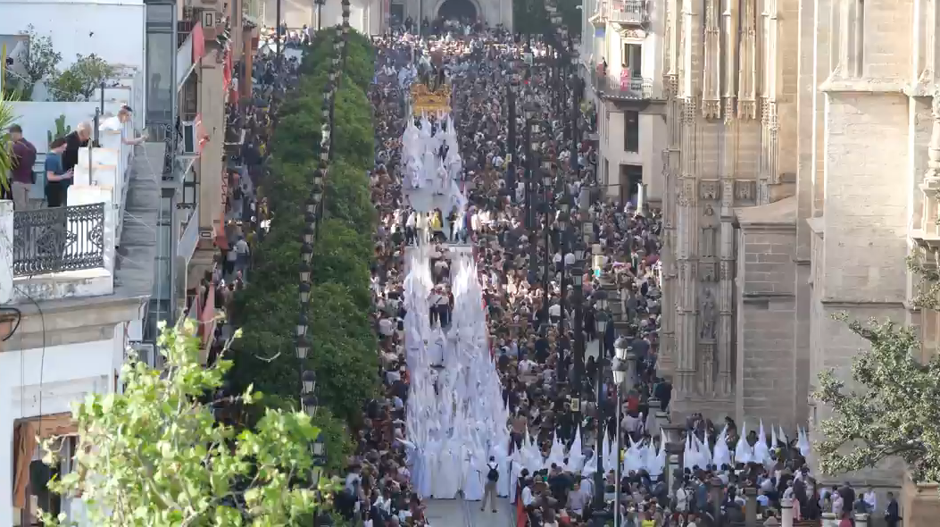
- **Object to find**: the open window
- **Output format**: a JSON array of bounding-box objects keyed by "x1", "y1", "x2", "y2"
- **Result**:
[{"x1": 12, "y1": 414, "x2": 78, "y2": 526}]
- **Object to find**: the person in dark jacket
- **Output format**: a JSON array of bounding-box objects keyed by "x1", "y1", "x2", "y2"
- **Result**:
[
  {"x1": 62, "y1": 123, "x2": 91, "y2": 174},
  {"x1": 885, "y1": 492, "x2": 901, "y2": 527}
]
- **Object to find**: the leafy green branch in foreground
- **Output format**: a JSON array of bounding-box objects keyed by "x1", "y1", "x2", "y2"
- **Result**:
[{"x1": 40, "y1": 322, "x2": 336, "y2": 527}]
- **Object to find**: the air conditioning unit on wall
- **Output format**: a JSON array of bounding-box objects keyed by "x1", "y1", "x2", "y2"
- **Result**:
[{"x1": 181, "y1": 121, "x2": 197, "y2": 154}]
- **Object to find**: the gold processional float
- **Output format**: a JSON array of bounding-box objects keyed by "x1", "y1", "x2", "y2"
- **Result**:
[{"x1": 410, "y1": 83, "x2": 452, "y2": 115}]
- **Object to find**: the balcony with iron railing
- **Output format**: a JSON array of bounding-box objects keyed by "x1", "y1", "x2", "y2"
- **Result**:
[
  {"x1": 607, "y1": 0, "x2": 649, "y2": 26},
  {"x1": 590, "y1": 68, "x2": 654, "y2": 100},
  {"x1": 0, "y1": 66, "x2": 160, "y2": 306}
]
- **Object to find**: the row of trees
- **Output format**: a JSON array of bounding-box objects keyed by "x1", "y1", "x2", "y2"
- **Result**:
[{"x1": 227, "y1": 31, "x2": 379, "y2": 471}]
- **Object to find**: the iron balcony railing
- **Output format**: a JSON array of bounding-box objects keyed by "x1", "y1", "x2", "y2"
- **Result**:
[
  {"x1": 12, "y1": 203, "x2": 106, "y2": 277},
  {"x1": 591, "y1": 68, "x2": 654, "y2": 100},
  {"x1": 608, "y1": 0, "x2": 649, "y2": 25}
]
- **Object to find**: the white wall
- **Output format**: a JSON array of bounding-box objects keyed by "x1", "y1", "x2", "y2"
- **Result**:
[
  {"x1": 264, "y1": 0, "x2": 378, "y2": 34},
  {"x1": 0, "y1": 325, "x2": 125, "y2": 526},
  {"x1": 0, "y1": 0, "x2": 145, "y2": 70},
  {"x1": 601, "y1": 110, "x2": 665, "y2": 203}
]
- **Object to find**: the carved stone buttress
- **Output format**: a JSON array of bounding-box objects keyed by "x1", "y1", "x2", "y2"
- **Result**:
[
  {"x1": 720, "y1": 0, "x2": 738, "y2": 121},
  {"x1": 738, "y1": 0, "x2": 758, "y2": 119},
  {"x1": 702, "y1": 0, "x2": 721, "y2": 119}
]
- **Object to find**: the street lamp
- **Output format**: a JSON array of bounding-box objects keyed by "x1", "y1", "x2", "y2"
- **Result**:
[
  {"x1": 302, "y1": 370, "x2": 317, "y2": 394},
  {"x1": 592, "y1": 355, "x2": 609, "y2": 524},
  {"x1": 295, "y1": 336, "x2": 310, "y2": 360},
  {"x1": 302, "y1": 394, "x2": 319, "y2": 418},
  {"x1": 611, "y1": 346, "x2": 630, "y2": 527}
]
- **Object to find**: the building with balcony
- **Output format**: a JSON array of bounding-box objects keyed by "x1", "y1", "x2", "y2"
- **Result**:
[
  {"x1": 0, "y1": 88, "x2": 160, "y2": 527},
  {"x1": 579, "y1": 0, "x2": 666, "y2": 208},
  {"x1": 147, "y1": 0, "x2": 254, "y2": 348}
]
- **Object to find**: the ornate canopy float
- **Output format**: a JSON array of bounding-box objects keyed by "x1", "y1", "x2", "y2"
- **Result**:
[{"x1": 402, "y1": 83, "x2": 466, "y2": 215}]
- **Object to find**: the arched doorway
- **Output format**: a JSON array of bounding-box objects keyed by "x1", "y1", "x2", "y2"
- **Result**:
[{"x1": 437, "y1": 0, "x2": 477, "y2": 21}]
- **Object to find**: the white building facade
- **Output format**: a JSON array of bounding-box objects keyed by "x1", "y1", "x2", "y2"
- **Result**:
[
  {"x1": 0, "y1": 1, "x2": 158, "y2": 524},
  {"x1": 580, "y1": 0, "x2": 666, "y2": 208}
]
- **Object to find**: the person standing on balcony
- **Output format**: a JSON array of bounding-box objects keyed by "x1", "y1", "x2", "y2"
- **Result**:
[
  {"x1": 62, "y1": 122, "x2": 91, "y2": 183},
  {"x1": 44, "y1": 138, "x2": 73, "y2": 208},
  {"x1": 9, "y1": 124, "x2": 37, "y2": 211},
  {"x1": 100, "y1": 106, "x2": 148, "y2": 146}
]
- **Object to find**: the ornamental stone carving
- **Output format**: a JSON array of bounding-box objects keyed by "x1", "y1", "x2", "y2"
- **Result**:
[
  {"x1": 719, "y1": 260, "x2": 733, "y2": 280},
  {"x1": 700, "y1": 180, "x2": 719, "y2": 200},
  {"x1": 700, "y1": 225, "x2": 717, "y2": 258},
  {"x1": 734, "y1": 180, "x2": 756, "y2": 202},
  {"x1": 678, "y1": 179, "x2": 696, "y2": 207},
  {"x1": 700, "y1": 288, "x2": 716, "y2": 339},
  {"x1": 699, "y1": 261, "x2": 717, "y2": 282}
]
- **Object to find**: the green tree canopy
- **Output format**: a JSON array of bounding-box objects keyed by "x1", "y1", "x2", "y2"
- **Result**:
[
  {"x1": 815, "y1": 253, "x2": 940, "y2": 483},
  {"x1": 302, "y1": 30, "x2": 375, "y2": 91},
  {"x1": 40, "y1": 324, "x2": 331, "y2": 527},
  {"x1": 231, "y1": 32, "x2": 377, "y2": 424}
]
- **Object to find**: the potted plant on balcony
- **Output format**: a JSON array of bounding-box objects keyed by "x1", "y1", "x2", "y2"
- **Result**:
[{"x1": 0, "y1": 91, "x2": 16, "y2": 192}]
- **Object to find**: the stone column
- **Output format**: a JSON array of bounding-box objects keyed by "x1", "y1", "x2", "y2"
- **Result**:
[
  {"x1": 744, "y1": 487, "x2": 758, "y2": 527},
  {"x1": 665, "y1": 442, "x2": 684, "y2": 493},
  {"x1": 717, "y1": 159, "x2": 735, "y2": 394},
  {"x1": 655, "y1": 409, "x2": 670, "y2": 432},
  {"x1": 737, "y1": 0, "x2": 758, "y2": 119},
  {"x1": 720, "y1": 0, "x2": 738, "y2": 118},
  {"x1": 702, "y1": 0, "x2": 721, "y2": 118},
  {"x1": 854, "y1": 513, "x2": 869, "y2": 527},
  {"x1": 780, "y1": 498, "x2": 794, "y2": 527},
  {"x1": 660, "y1": 99, "x2": 681, "y2": 378},
  {"x1": 676, "y1": 175, "x2": 698, "y2": 396}
]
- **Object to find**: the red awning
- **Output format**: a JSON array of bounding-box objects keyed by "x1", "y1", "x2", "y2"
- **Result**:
[
  {"x1": 192, "y1": 23, "x2": 206, "y2": 63},
  {"x1": 223, "y1": 51, "x2": 233, "y2": 91}
]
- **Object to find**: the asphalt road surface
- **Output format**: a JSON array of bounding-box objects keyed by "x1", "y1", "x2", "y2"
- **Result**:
[{"x1": 425, "y1": 495, "x2": 514, "y2": 527}]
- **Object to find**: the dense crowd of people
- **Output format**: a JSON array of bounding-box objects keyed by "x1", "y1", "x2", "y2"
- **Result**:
[{"x1": 321, "y1": 19, "x2": 893, "y2": 527}]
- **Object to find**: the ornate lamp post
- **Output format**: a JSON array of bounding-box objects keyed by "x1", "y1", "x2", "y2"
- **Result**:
[
  {"x1": 570, "y1": 262, "x2": 585, "y2": 423},
  {"x1": 296, "y1": 29, "x2": 345, "y2": 527},
  {"x1": 612, "y1": 335, "x2": 633, "y2": 527}
]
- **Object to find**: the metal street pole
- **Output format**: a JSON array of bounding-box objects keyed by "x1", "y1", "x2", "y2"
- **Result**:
[
  {"x1": 571, "y1": 59, "x2": 581, "y2": 172},
  {"x1": 541, "y1": 169, "x2": 551, "y2": 332},
  {"x1": 614, "y1": 382, "x2": 621, "y2": 527},
  {"x1": 572, "y1": 261, "x2": 585, "y2": 427},
  {"x1": 593, "y1": 357, "x2": 606, "y2": 515},
  {"x1": 524, "y1": 120, "x2": 532, "y2": 231},
  {"x1": 507, "y1": 80, "x2": 517, "y2": 199},
  {"x1": 275, "y1": 0, "x2": 282, "y2": 72}
]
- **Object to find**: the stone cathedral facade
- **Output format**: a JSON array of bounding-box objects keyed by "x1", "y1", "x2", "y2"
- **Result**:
[
  {"x1": 658, "y1": 0, "x2": 800, "y2": 423},
  {"x1": 657, "y1": 0, "x2": 940, "y2": 508}
]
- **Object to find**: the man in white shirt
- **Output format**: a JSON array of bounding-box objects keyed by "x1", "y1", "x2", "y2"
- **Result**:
[
  {"x1": 521, "y1": 481, "x2": 535, "y2": 507},
  {"x1": 518, "y1": 356, "x2": 537, "y2": 375},
  {"x1": 234, "y1": 236, "x2": 250, "y2": 279},
  {"x1": 864, "y1": 487, "x2": 877, "y2": 513}
]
